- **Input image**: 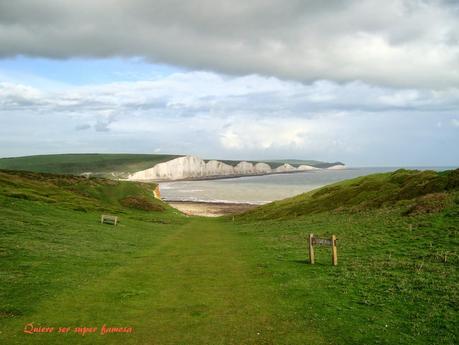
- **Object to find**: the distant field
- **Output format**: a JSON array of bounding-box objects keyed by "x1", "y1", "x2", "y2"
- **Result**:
[
  {"x1": 1, "y1": 169, "x2": 457, "y2": 344},
  {"x1": 0, "y1": 153, "x2": 182, "y2": 178}
]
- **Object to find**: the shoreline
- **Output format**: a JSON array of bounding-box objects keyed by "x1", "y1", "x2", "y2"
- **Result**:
[{"x1": 166, "y1": 200, "x2": 259, "y2": 217}]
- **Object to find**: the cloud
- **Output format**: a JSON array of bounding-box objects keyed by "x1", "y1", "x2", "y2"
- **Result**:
[
  {"x1": 220, "y1": 117, "x2": 310, "y2": 150},
  {"x1": 0, "y1": 0, "x2": 458, "y2": 88},
  {"x1": 0, "y1": 82, "x2": 44, "y2": 108},
  {"x1": 75, "y1": 123, "x2": 91, "y2": 131},
  {"x1": 2, "y1": 72, "x2": 459, "y2": 117},
  {"x1": 452, "y1": 119, "x2": 459, "y2": 127},
  {"x1": 1, "y1": 70, "x2": 458, "y2": 165}
]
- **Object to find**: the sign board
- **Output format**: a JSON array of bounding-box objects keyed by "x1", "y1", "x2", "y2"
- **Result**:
[
  {"x1": 308, "y1": 234, "x2": 337, "y2": 266},
  {"x1": 312, "y1": 237, "x2": 333, "y2": 246}
]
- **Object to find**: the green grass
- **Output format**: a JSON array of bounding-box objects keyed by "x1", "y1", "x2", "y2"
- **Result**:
[
  {"x1": 0, "y1": 153, "x2": 182, "y2": 178},
  {"x1": 231, "y1": 205, "x2": 458, "y2": 344},
  {"x1": 239, "y1": 169, "x2": 459, "y2": 220},
  {"x1": 0, "y1": 169, "x2": 458, "y2": 344},
  {"x1": 0, "y1": 169, "x2": 167, "y2": 213},
  {"x1": 0, "y1": 171, "x2": 319, "y2": 344}
]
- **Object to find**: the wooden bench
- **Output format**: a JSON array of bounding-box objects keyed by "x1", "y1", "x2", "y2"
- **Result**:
[{"x1": 100, "y1": 214, "x2": 118, "y2": 226}]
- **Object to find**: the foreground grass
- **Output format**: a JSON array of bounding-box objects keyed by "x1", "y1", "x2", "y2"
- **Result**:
[
  {"x1": 232, "y1": 204, "x2": 458, "y2": 344},
  {"x1": 0, "y1": 196, "x2": 322, "y2": 344},
  {"x1": 1, "y1": 169, "x2": 458, "y2": 344},
  {"x1": 233, "y1": 169, "x2": 459, "y2": 344}
]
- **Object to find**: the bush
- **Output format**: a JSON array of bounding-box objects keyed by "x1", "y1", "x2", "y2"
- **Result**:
[
  {"x1": 402, "y1": 193, "x2": 449, "y2": 216},
  {"x1": 120, "y1": 196, "x2": 165, "y2": 212}
]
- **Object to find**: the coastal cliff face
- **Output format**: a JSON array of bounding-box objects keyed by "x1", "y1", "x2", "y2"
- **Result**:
[
  {"x1": 327, "y1": 164, "x2": 347, "y2": 170},
  {"x1": 127, "y1": 155, "x2": 343, "y2": 181}
]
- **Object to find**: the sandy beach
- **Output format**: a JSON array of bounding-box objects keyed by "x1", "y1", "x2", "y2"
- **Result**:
[{"x1": 167, "y1": 201, "x2": 258, "y2": 217}]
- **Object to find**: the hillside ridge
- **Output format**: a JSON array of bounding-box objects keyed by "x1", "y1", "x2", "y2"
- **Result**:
[
  {"x1": 238, "y1": 168, "x2": 459, "y2": 220},
  {"x1": 0, "y1": 169, "x2": 169, "y2": 213}
]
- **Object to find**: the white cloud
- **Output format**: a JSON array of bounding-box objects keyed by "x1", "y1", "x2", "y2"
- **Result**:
[
  {"x1": 1, "y1": 70, "x2": 459, "y2": 165},
  {"x1": 0, "y1": 0, "x2": 458, "y2": 87},
  {"x1": 221, "y1": 120, "x2": 307, "y2": 150},
  {"x1": 0, "y1": 82, "x2": 44, "y2": 108},
  {"x1": 379, "y1": 90, "x2": 420, "y2": 106},
  {"x1": 2, "y1": 72, "x2": 459, "y2": 116}
]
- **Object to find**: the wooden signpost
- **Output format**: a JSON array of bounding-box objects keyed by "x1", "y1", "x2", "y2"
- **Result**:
[
  {"x1": 308, "y1": 233, "x2": 337, "y2": 266},
  {"x1": 101, "y1": 214, "x2": 118, "y2": 226}
]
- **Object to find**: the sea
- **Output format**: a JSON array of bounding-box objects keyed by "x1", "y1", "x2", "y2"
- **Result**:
[{"x1": 159, "y1": 167, "x2": 455, "y2": 204}]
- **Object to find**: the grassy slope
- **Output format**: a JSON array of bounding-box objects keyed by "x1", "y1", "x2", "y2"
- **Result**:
[
  {"x1": 1, "y1": 169, "x2": 458, "y2": 344},
  {"x1": 0, "y1": 169, "x2": 168, "y2": 212},
  {"x1": 239, "y1": 169, "x2": 459, "y2": 220},
  {"x1": 233, "y1": 169, "x2": 459, "y2": 344},
  {"x1": 0, "y1": 153, "x2": 182, "y2": 178}
]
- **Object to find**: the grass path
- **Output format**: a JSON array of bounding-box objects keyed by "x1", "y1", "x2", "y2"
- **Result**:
[{"x1": 1, "y1": 217, "x2": 322, "y2": 345}]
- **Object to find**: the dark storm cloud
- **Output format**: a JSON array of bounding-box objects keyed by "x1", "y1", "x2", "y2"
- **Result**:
[{"x1": 0, "y1": 0, "x2": 458, "y2": 88}]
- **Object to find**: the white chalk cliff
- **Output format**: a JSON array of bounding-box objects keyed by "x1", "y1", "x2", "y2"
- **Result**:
[
  {"x1": 127, "y1": 155, "x2": 341, "y2": 181},
  {"x1": 327, "y1": 164, "x2": 347, "y2": 170}
]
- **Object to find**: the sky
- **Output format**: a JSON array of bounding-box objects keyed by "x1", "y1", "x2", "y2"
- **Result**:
[{"x1": 0, "y1": 0, "x2": 458, "y2": 166}]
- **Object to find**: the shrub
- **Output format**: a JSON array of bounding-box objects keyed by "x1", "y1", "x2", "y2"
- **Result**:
[{"x1": 120, "y1": 196, "x2": 165, "y2": 212}]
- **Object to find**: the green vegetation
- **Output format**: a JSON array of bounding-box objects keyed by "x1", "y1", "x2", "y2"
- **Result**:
[
  {"x1": 0, "y1": 153, "x2": 182, "y2": 178},
  {"x1": 1, "y1": 169, "x2": 457, "y2": 344},
  {"x1": 239, "y1": 169, "x2": 459, "y2": 220},
  {"x1": 232, "y1": 168, "x2": 459, "y2": 344},
  {"x1": 0, "y1": 170, "x2": 167, "y2": 213}
]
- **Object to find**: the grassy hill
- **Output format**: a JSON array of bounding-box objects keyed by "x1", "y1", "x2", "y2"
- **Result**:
[
  {"x1": 239, "y1": 168, "x2": 459, "y2": 220},
  {"x1": 1, "y1": 168, "x2": 457, "y2": 344},
  {"x1": 0, "y1": 169, "x2": 169, "y2": 213},
  {"x1": 0, "y1": 153, "x2": 182, "y2": 178},
  {"x1": 232, "y1": 168, "x2": 458, "y2": 344}
]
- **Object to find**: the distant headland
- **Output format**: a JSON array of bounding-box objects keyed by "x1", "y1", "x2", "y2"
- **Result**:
[
  {"x1": 127, "y1": 155, "x2": 345, "y2": 181},
  {"x1": 0, "y1": 153, "x2": 345, "y2": 181}
]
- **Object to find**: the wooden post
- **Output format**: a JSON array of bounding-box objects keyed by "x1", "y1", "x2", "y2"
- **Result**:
[
  {"x1": 100, "y1": 215, "x2": 104, "y2": 224},
  {"x1": 309, "y1": 233, "x2": 315, "y2": 264},
  {"x1": 331, "y1": 235, "x2": 338, "y2": 266}
]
